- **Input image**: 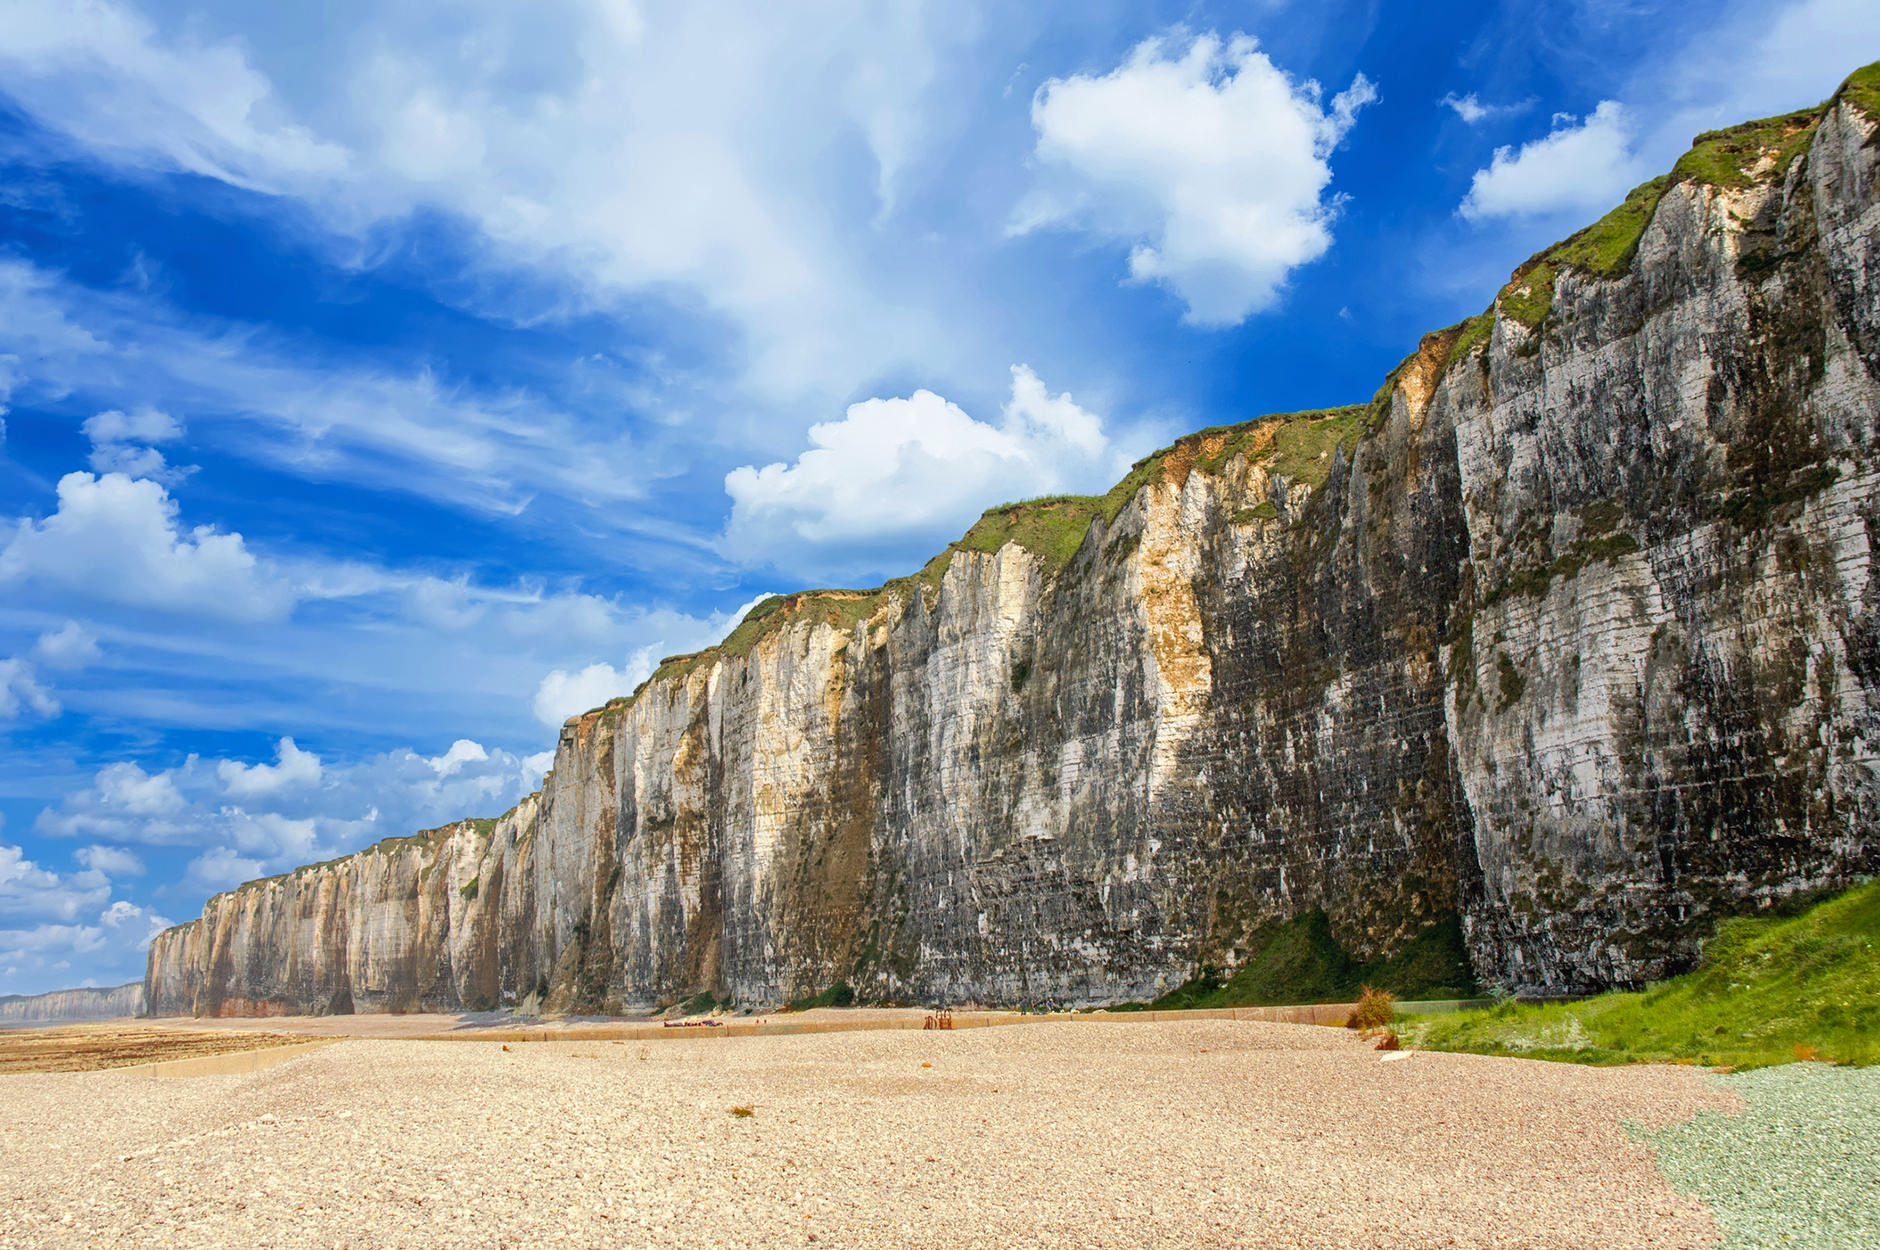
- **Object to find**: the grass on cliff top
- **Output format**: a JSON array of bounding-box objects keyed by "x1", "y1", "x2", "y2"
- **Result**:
[
  {"x1": 1409, "y1": 878, "x2": 1880, "y2": 1070},
  {"x1": 1113, "y1": 910, "x2": 1478, "y2": 1011},
  {"x1": 1674, "y1": 109, "x2": 1821, "y2": 190},
  {"x1": 1837, "y1": 60, "x2": 1880, "y2": 118},
  {"x1": 1449, "y1": 61, "x2": 1880, "y2": 373}
]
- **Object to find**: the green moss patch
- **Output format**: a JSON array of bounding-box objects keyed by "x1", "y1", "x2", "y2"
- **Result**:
[
  {"x1": 1412, "y1": 878, "x2": 1880, "y2": 1069},
  {"x1": 1478, "y1": 530, "x2": 1642, "y2": 611},
  {"x1": 1123, "y1": 910, "x2": 1477, "y2": 1010},
  {"x1": 781, "y1": 981, "x2": 856, "y2": 1012}
]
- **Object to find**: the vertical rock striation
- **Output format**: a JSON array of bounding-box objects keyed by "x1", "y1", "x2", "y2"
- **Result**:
[{"x1": 147, "y1": 77, "x2": 1880, "y2": 1014}]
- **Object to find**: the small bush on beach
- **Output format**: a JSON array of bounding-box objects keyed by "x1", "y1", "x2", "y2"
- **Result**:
[{"x1": 1347, "y1": 986, "x2": 1396, "y2": 1032}]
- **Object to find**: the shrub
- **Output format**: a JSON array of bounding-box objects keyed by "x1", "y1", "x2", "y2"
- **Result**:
[
  {"x1": 1375, "y1": 1030, "x2": 1402, "y2": 1051},
  {"x1": 1347, "y1": 985, "x2": 1397, "y2": 1032}
]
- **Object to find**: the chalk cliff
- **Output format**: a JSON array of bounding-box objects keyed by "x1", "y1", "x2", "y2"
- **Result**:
[
  {"x1": 0, "y1": 982, "x2": 144, "y2": 1023},
  {"x1": 146, "y1": 72, "x2": 1880, "y2": 1015}
]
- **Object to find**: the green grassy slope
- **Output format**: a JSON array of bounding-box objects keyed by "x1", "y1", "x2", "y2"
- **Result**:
[{"x1": 1410, "y1": 879, "x2": 1880, "y2": 1069}]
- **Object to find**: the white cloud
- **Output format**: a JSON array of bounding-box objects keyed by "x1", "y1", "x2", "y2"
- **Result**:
[
  {"x1": 723, "y1": 365, "x2": 1127, "y2": 575},
  {"x1": 182, "y1": 846, "x2": 270, "y2": 893},
  {"x1": 1441, "y1": 92, "x2": 1532, "y2": 125},
  {"x1": 75, "y1": 845, "x2": 145, "y2": 878},
  {"x1": 0, "y1": 258, "x2": 662, "y2": 518},
  {"x1": 1443, "y1": 92, "x2": 1492, "y2": 125},
  {"x1": 0, "y1": 841, "x2": 109, "y2": 923},
  {"x1": 217, "y1": 736, "x2": 322, "y2": 798},
  {"x1": 83, "y1": 405, "x2": 193, "y2": 484},
  {"x1": 0, "y1": 656, "x2": 60, "y2": 719},
  {"x1": 532, "y1": 651, "x2": 658, "y2": 727},
  {"x1": 35, "y1": 736, "x2": 557, "y2": 892},
  {"x1": 0, "y1": 471, "x2": 294, "y2": 621},
  {"x1": 0, "y1": 898, "x2": 173, "y2": 993},
  {"x1": 0, "y1": 0, "x2": 348, "y2": 193},
  {"x1": 1460, "y1": 101, "x2": 1650, "y2": 221},
  {"x1": 1012, "y1": 32, "x2": 1375, "y2": 326},
  {"x1": 426, "y1": 739, "x2": 488, "y2": 777},
  {"x1": 82, "y1": 405, "x2": 181, "y2": 445},
  {"x1": 33, "y1": 621, "x2": 101, "y2": 669},
  {"x1": 99, "y1": 898, "x2": 170, "y2": 938},
  {"x1": 0, "y1": 0, "x2": 986, "y2": 404}
]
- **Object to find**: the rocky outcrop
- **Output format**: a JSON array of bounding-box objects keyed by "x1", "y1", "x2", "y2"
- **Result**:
[
  {"x1": 1, "y1": 982, "x2": 144, "y2": 1023},
  {"x1": 147, "y1": 75, "x2": 1880, "y2": 1013}
]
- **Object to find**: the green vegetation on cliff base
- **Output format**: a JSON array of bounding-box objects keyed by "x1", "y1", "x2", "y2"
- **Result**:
[
  {"x1": 1411, "y1": 878, "x2": 1880, "y2": 1069},
  {"x1": 1113, "y1": 910, "x2": 1477, "y2": 1011},
  {"x1": 781, "y1": 981, "x2": 855, "y2": 1012}
]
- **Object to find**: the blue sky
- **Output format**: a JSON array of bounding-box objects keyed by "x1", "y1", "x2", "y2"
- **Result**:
[{"x1": 2, "y1": 0, "x2": 1876, "y2": 994}]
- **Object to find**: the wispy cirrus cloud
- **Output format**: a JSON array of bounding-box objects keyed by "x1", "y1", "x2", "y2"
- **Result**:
[{"x1": 0, "y1": 258, "x2": 665, "y2": 521}]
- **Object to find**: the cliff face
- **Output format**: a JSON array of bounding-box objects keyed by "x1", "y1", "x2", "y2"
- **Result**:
[
  {"x1": 1, "y1": 982, "x2": 144, "y2": 1023},
  {"x1": 147, "y1": 82, "x2": 1880, "y2": 1014}
]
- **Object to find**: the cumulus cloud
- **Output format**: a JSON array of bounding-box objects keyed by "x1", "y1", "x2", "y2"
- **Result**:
[
  {"x1": 35, "y1": 736, "x2": 554, "y2": 898},
  {"x1": 217, "y1": 737, "x2": 322, "y2": 799},
  {"x1": 1012, "y1": 32, "x2": 1375, "y2": 325},
  {"x1": 0, "y1": 656, "x2": 60, "y2": 719},
  {"x1": 426, "y1": 739, "x2": 488, "y2": 777},
  {"x1": 0, "y1": 471, "x2": 294, "y2": 621},
  {"x1": 0, "y1": 622, "x2": 101, "y2": 720},
  {"x1": 182, "y1": 846, "x2": 271, "y2": 893},
  {"x1": 532, "y1": 652, "x2": 658, "y2": 727},
  {"x1": 0, "y1": 896, "x2": 172, "y2": 991},
  {"x1": 83, "y1": 405, "x2": 192, "y2": 484},
  {"x1": 1460, "y1": 101, "x2": 1651, "y2": 221},
  {"x1": 723, "y1": 366, "x2": 1127, "y2": 576},
  {"x1": 33, "y1": 621, "x2": 101, "y2": 669},
  {"x1": 75, "y1": 845, "x2": 145, "y2": 878},
  {"x1": 0, "y1": 840, "x2": 110, "y2": 923}
]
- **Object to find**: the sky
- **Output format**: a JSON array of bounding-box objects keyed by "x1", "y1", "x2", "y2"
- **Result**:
[{"x1": 1, "y1": 0, "x2": 1877, "y2": 996}]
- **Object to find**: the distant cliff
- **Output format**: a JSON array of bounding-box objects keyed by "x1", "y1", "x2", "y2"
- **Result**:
[
  {"x1": 148, "y1": 68, "x2": 1880, "y2": 1015},
  {"x1": 1, "y1": 983, "x2": 144, "y2": 1023}
]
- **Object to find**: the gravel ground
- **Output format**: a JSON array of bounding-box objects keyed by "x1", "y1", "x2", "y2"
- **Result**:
[
  {"x1": 1, "y1": 1020, "x2": 1736, "y2": 1249},
  {"x1": 1642, "y1": 1063, "x2": 1880, "y2": 1249}
]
